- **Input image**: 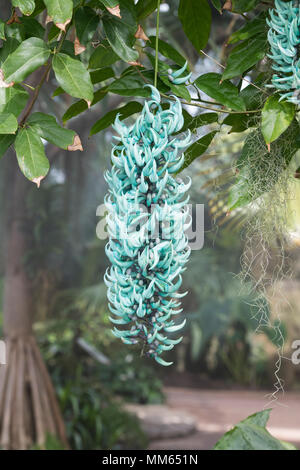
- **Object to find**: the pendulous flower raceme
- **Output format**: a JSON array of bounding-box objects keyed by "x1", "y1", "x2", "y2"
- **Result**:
[
  {"x1": 267, "y1": 0, "x2": 300, "y2": 105},
  {"x1": 104, "y1": 85, "x2": 192, "y2": 366}
]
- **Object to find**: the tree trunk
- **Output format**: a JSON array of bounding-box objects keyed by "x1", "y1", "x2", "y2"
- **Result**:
[
  {"x1": 0, "y1": 1, "x2": 68, "y2": 449},
  {"x1": 0, "y1": 158, "x2": 68, "y2": 450}
]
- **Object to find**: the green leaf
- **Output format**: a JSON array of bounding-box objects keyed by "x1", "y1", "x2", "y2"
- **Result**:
[
  {"x1": 195, "y1": 73, "x2": 246, "y2": 111},
  {"x1": 222, "y1": 36, "x2": 267, "y2": 80},
  {"x1": 280, "y1": 119, "x2": 300, "y2": 160},
  {"x1": 90, "y1": 67, "x2": 115, "y2": 84},
  {"x1": 261, "y1": 95, "x2": 295, "y2": 146},
  {"x1": 228, "y1": 15, "x2": 266, "y2": 44},
  {"x1": 181, "y1": 111, "x2": 218, "y2": 133},
  {"x1": 90, "y1": 101, "x2": 143, "y2": 135},
  {"x1": 0, "y1": 19, "x2": 5, "y2": 40},
  {"x1": 74, "y1": 7, "x2": 99, "y2": 46},
  {"x1": 0, "y1": 113, "x2": 18, "y2": 134},
  {"x1": 20, "y1": 17, "x2": 45, "y2": 39},
  {"x1": 14, "y1": 127, "x2": 50, "y2": 186},
  {"x1": 29, "y1": 0, "x2": 46, "y2": 16},
  {"x1": 88, "y1": 41, "x2": 120, "y2": 69},
  {"x1": 100, "y1": 0, "x2": 119, "y2": 8},
  {"x1": 62, "y1": 100, "x2": 90, "y2": 123},
  {"x1": 62, "y1": 88, "x2": 108, "y2": 123},
  {"x1": 52, "y1": 52, "x2": 94, "y2": 103},
  {"x1": 0, "y1": 38, "x2": 20, "y2": 66},
  {"x1": 43, "y1": 0, "x2": 73, "y2": 30},
  {"x1": 146, "y1": 52, "x2": 191, "y2": 100},
  {"x1": 148, "y1": 36, "x2": 186, "y2": 66},
  {"x1": 119, "y1": 0, "x2": 137, "y2": 31},
  {"x1": 160, "y1": 75, "x2": 191, "y2": 102},
  {"x1": 108, "y1": 73, "x2": 150, "y2": 97},
  {"x1": 178, "y1": 0, "x2": 211, "y2": 52},
  {"x1": 27, "y1": 112, "x2": 77, "y2": 149},
  {"x1": 214, "y1": 409, "x2": 297, "y2": 450},
  {"x1": 242, "y1": 409, "x2": 271, "y2": 427},
  {"x1": 178, "y1": 131, "x2": 217, "y2": 172},
  {"x1": 102, "y1": 16, "x2": 139, "y2": 63},
  {"x1": 52, "y1": 86, "x2": 65, "y2": 97},
  {"x1": 136, "y1": 0, "x2": 157, "y2": 20},
  {"x1": 227, "y1": 167, "x2": 252, "y2": 210},
  {"x1": 47, "y1": 24, "x2": 61, "y2": 42},
  {"x1": 0, "y1": 84, "x2": 29, "y2": 117},
  {"x1": 223, "y1": 112, "x2": 256, "y2": 133},
  {"x1": 239, "y1": 81, "x2": 264, "y2": 110},
  {"x1": 50, "y1": 39, "x2": 77, "y2": 58},
  {"x1": 146, "y1": 50, "x2": 168, "y2": 71},
  {"x1": 54, "y1": 67, "x2": 114, "y2": 96},
  {"x1": 4, "y1": 23, "x2": 25, "y2": 42},
  {"x1": 210, "y1": 0, "x2": 222, "y2": 13},
  {"x1": 1, "y1": 37, "x2": 50, "y2": 85},
  {"x1": 222, "y1": 79, "x2": 264, "y2": 132},
  {"x1": 0, "y1": 134, "x2": 15, "y2": 158},
  {"x1": 231, "y1": 0, "x2": 260, "y2": 13},
  {"x1": 12, "y1": 0, "x2": 36, "y2": 16}
]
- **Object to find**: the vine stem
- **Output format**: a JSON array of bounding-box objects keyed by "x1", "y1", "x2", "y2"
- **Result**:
[
  {"x1": 160, "y1": 92, "x2": 261, "y2": 114},
  {"x1": 20, "y1": 63, "x2": 51, "y2": 126},
  {"x1": 154, "y1": 0, "x2": 161, "y2": 88},
  {"x1": 135, "y1": 67, "x2": 261, "y2": 115},
  {"x1": 20, "y1": 27, "x2": 69, "y2": 127}
]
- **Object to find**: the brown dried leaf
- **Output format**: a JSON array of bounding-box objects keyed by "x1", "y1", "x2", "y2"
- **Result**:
[
  {"x1": 135, "y1": 25, "x2": 149, "y2": 41},
  {"x1": 223, "y1": 1, "x2": 232, "y2": 11},
  {"x1": 45, "y1": 15, "x2": 52, "y2": 24},
  {"x1": 7, "y1": 10, "x2": 21, "y2": 25},
  {"x1": 0, "y1": 70, "x2": 14, "y2": 88},
  {"x1": 107, "y1": 5, "x2": 121, "y2": 18},
  {"x1": 32, "y1": 176, "x2": 45, "y2": 188},
  {"x1": 56, "y1": 18, "x2": 71, "y2": 32},
  {"x1": 68, "y1": 135, "x2": 83, "y2": 151},
  {"x1": 74, "y1": 37, "x2": 86, "y2": 55},
  {"x1": 128, "y1": 61, "x2": 143, "y2": 67}
]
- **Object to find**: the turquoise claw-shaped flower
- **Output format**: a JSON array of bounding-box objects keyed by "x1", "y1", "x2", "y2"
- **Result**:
[
  {"x1": 168, "y1": 61, "x2": 192, "y2": 85},
  {"x1": 104, "y1": 86, "x2": 191, "y2": 366},
  {"x1": 267, "y1": 0, "x2": 300, "y2": 106}
]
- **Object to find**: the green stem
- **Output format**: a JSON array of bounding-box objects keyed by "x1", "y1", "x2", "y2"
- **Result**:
[
  {"x1": 154, "y1": 0, "x2": 161, "y2": 88},
  {"x1": 23, "y1": 83, "x2": 35, "y2": 91},
  {"x1": 160, "y1": 92, "x2": 261, "y2": 114}
]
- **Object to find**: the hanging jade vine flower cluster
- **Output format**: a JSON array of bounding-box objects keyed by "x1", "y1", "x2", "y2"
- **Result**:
[
  {"x1": 267, "y1": 0, "x2": 300, "y2": 105},
  {"x1": 104, "y1": 82, "x2": 192, "y2": 366}
]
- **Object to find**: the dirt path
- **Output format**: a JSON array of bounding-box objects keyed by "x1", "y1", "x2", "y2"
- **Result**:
[{"x1": 148, "y1": 387, "x2": 300, "y2": 450}]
